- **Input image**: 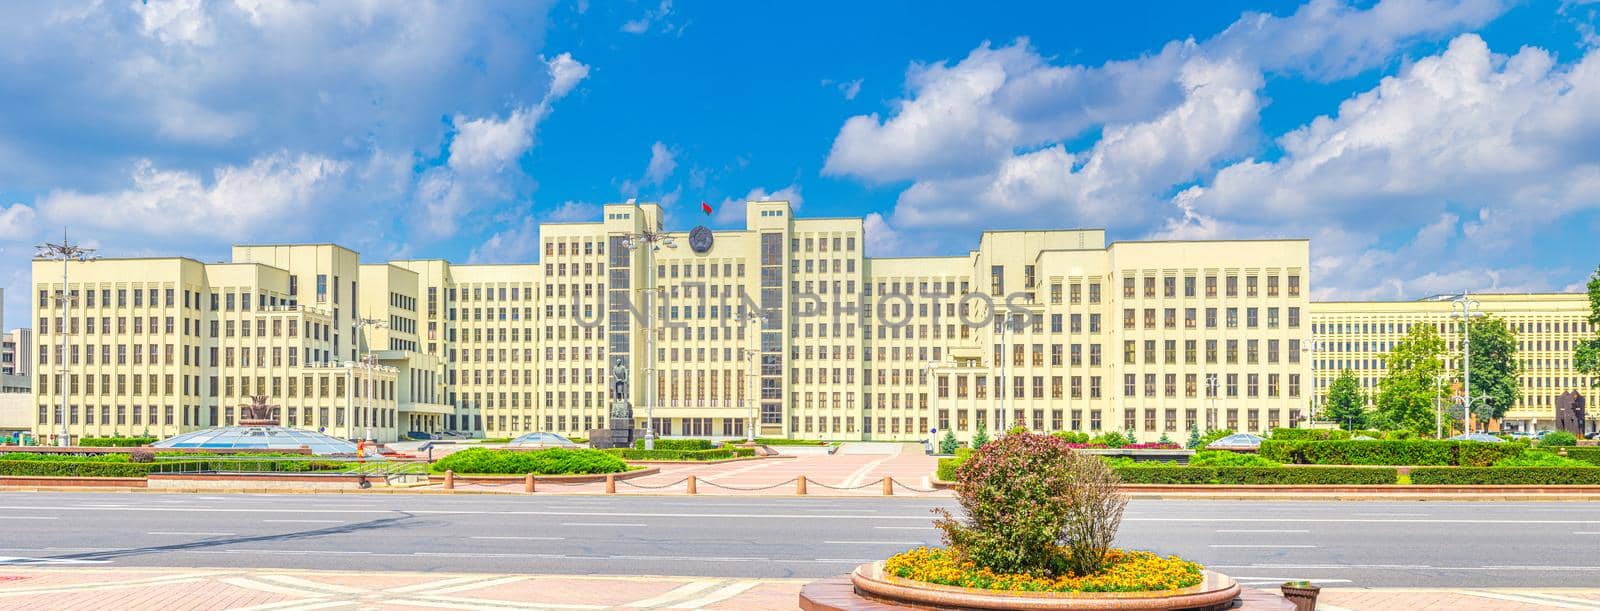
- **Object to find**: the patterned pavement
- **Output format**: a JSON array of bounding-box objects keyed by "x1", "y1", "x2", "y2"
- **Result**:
[{"x1": 1, "y1": 567, "x2": 1598, "y2": 610}]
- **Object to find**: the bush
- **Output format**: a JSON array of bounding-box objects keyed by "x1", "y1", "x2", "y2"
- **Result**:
[
  {"x1": 1270, "y1": 428, "x2": 1350, "y2": 441},
  {"x1": 0, "y1": 459, "x2": 185, "y2": 477},
  {"x1": 1114, "y1": 465, "x2": 1396, "y2": 485},
  {"x1": 1539, "y1": 431, "x2": 1579, "y2": 448},
  {"x1": 607, "y1": 448, "x2": 736, "y2": 461},
  {"x1": 936, "y1": 433, "x2": 1126, "y2": 577},
  {"x1": 754, "y1": 438, "x2": 829, "y2": 446},
  {"x1": 0, "y1": 452, "x2": 130, "y2": 462},
  {"x1": 78, "y1": 436, "x2": 158, "y2": 447},
  {"x1": 886, "y1": 547, "x2": 1201, "y2": 593},
  {"x1": 1051, "y1": 431, "x2": 1091, "y2": 444},
  {"x1": 1559, "y1": 447, "x2": 1600, "y2": 466},
  {"x1": 1260, "y1": 439, "x2": 1524, "y2": 466},
  {"x1": 1493, "y1": 451, "x2": 1587, "y2": 467},
  {"x1": 1113, "y1": 465, "x2": 1217, "y2": 484},
  {"x1": 1190, "y1": 451, "x2": 1278, "y2": 467},
  {"x1": 1212, "y1": 467, "x2": 1396, "y2": 485},
  {"x1": 128, "y1": 449, "x2": 155, "y2": 463},
  {"x1": 633, "y1": 438, "x2": 713, "y2": 451},
  {"x1": 1411, "y1": 467, "x2": 1600, "y2": 485},
  {"x1": 936, "y1": 448, "x2": 974, "y2": 481},
  {"x1": 431, "y1": 448, "x2": 630, "y2": 475},
  {"x1": 1094, "y1": 431, "x2": 1129, "y2": 448}
]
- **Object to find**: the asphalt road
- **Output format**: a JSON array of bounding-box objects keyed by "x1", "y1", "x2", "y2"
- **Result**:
[{"x1": 1, "y1": 492, "x2": 1597, "y2": 588}]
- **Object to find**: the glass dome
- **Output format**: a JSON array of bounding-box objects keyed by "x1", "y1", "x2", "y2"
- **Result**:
[
  {"x1": 153, "y1": 426, "x2": 383, "y2": 457},
  {"x1": 1447, "y1": 432, "x2": 1506, "y2": 443},
  {"x1": 509, "y1": 432, "x2": 579, "y2": 448},
  {"x1": 1206, "y1": 433, "x2": 1265, "y2": 449}
]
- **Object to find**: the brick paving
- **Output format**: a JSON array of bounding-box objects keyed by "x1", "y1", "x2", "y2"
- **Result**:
[{"x1": 0, "y1": 568, "x2": 1595, "y2": 610}]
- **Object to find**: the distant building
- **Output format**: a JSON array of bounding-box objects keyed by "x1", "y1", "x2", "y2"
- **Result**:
[{"x1": 3, "y1": 327, "x2": 32, "y2": 378}]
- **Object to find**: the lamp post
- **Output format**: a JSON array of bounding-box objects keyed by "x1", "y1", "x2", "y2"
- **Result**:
[
  {"x1": 1206, "y1": 374, "x2": 1220, "y2": 432},
  {"x1": 35, "y1": 230, "x2": 96, "y2": 447},
  {"x1": 354, "y1": 317, "x2": 387, "y2": 443},
  {"x1": 1301, "y1": 339, "x2": 1323, "y2": 424},
  {"x1": 737, "y1": 310, "x2": 766, "y2": 443},
  {"x1": 1450, "y1": 293, "x2": 1483, "y2": 435},
  {"x1": 1433, "y1": 371, "x2": 1449, "y2": 439},
  {"x1": 620, "y1": 230, "x2": 675, "y2": 451}
]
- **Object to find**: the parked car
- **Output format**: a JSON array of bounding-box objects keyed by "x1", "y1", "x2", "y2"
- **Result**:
[{"x1": 1586, "y1": 432, "x2": 1600, "y2": 440}]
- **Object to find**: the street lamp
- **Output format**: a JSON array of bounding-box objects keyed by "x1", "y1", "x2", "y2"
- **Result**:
[
  {"x1": 1434, "y1": 371, "x2": 1449, "y2": 439},
  {"x1": 620, "y1": 229, "x2": 675, "y2": 451},
  {"x1": 35, "y1": 229, "x2": 96, "y2": 447},
  {"x1": 1450, "y1": 293, "x2": 1484, "y2": 435},
  {"x1": 736, "y1": 310, "x2": 767, "y2": 443},
  {"x1": 1301, "y1": 339, "x2": 1324, "y2": 424},
  {"x1": 354, "y1": 317, "x2": 387, "y2": 443}
]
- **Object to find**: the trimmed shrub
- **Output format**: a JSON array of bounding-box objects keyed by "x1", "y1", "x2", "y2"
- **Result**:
[
  {"x1": 607, "y1": 448, "x2": 736, "y2": 461},
  {"x1": 1411, "y1": 467, "x2": 1600, "y2": 485},
  {"x1": 754, "y1": 438, "x2": 829, "y2": 446},
  {"x1": 936, "y1": 447, "x2": 974, "y2": 481},
  {"x1": 1190, "y1": 451, "x2": 1278, "y2": 467},
  {"x1": 78, "y1": 436, "x2": 158, "y2": 447},
  {"x1": 431, "y1": 448, "x2": 630, "y2": 475},
  {"x1": 1114, "y1": 465, "x2": 1217, "y2": 484},
  {"x1": 633, "y1": 438, "x2": 714, "y2": 451},
  {"x1": 128, "y1": 449, "x2": 155, "y2": 463},
  {"x1": 1051, "y1": 431, "x2": 1091, "y2": 444},
  {"x1": 1269, "y1": 428, "x2": 1352, "y2": 441},
  {"x1": 1539, "y1": 431, "x2": 1579, "y2": 448},
  {"x1": 1494, "y1": 450, "x2": 1587, "y2": 467},
  {"x1": 0, "y1": 459, "x2": 193, "y2": 477},
  {"x1": 1212, "y1": 467, "x2": 1396, "y2": 485},
  {"x1": 1558, "y1": 447, "x2": 1600, "y2": 466},
  {"x1": 0, "y1": 452, "x2": 130, "y2": 462},
  {"x1": 1261, "y1": 439, "x2": 1524, "y2": 466}
]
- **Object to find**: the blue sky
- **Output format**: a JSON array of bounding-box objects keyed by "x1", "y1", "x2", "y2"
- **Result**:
[{"x1": 1, "y1": 0, "x2": 1599, "y2": 328}]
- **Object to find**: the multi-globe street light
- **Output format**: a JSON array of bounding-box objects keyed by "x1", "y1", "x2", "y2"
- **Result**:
[
  {"x1": 35, "y1": 230, "x2": 97, "y2": 447},
  {"x1": 621, "y1": 229, "x2": 676, "y2": 451},
  {"x1": 1450, "y1": 293, "x2": 1484, "y2": 435}
]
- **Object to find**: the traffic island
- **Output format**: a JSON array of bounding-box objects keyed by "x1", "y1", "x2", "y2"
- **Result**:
[{"x1": 805, "y1": 432, "x2": 1285, "y2": 610}]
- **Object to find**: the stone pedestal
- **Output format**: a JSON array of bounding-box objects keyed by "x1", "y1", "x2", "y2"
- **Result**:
[{"x1": 608, "y1": 417, "x2": 636, "y2": 448}]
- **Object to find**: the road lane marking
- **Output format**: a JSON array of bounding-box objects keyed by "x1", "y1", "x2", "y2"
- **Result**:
[
  {"x1": 262, "y1": 519, "x2": 345, "y2": 524},
  {"x1": 6, "y1": 517, "x2": 57, "y2": 520},
  {"x1": 470, "y1": 536, "x2": 565, "y2": 541},
  {"x1": 147, "y1": 531, "x2": 237, "y2": 536},
  {"x1": 823, "y1": 540, "x2": 925, "y2": 545},
  {"x1": 1215, "y1": 529, "x2": 1310, "y2": 533},
  {"x1": 560, "y1": 522, "x2": 646, "y2": 527},
  {"x1": 1209, "y1": 544, "x2": 1317, "y2": 549},
  {"x1": 1575, "y1": 531, "x2": 1600, "y2": 535},
  {"x1": 874, "y1": 526, "x2": 937, "y2": 530},
  {"x1": 1457, "y1": 590, "x2": 1598, "y2": 609}
]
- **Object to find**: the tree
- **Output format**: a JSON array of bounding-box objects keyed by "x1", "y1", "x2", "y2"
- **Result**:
[
  {"x1": 1375, "y1": 323, "x2": 1446, "y2": 435},
  {"x1": 1465, "y1": 315, "x2": 1519, "y2": 426},
  {"x1": 939, "y1": 429, "x2": 959, "y2": 454},
  {"x1": 1185, "y1": 424, "x2": 1202, "y2": 449},
  {"x1": 972, "y1": 420, "x2": 990, "y2": 448},
  {"x1": 1577, "y1": 266, "x2": 1600, "y2": 387},
  {"x1": 1323, "y1": 369, "x2": 1368, "y2": 430}
]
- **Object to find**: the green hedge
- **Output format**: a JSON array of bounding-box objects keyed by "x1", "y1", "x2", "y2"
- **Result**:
[
  {"x1": 1411, "y1": 467, "x2": 1600, "y2": 485},
  {"x1": 633, "y1": 438, "x2": 715, "y2": 451},
  {"x1": 431, "y1": 448, "x2": 630, "y2": 475},
  {"x1": 0, "y1": 459, "x2": 194, "y2": 477},
  {"x1": 1190, "y1": 451, "x2": 1278, "y2": 467},
  {"x1": 1549, "y1": 447, "x2": 1600, "y2": 466},
  {"x1": 1260, "y1": 439, "x2": 1524, "y2": 466},
  {"x1": 1114, "y1": 465, "x2": 1396, "y2": 485},
  {"x1": 0, "y1": 452, "x2": 131, "y2": 462},
  {"x1": 78, "y1": 436, "x2": 158, "y2": 447},
  {"x1": 607, "y1": 448, "x2": 746, "y2": 461},
  {"x1": 936, "y1": 448, "x2": 974, "y2": 481}
]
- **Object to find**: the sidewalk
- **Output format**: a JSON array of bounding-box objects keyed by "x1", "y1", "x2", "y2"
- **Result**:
[{"x1": 0, "y1": 567, "x2": 1596, "y2": 610}]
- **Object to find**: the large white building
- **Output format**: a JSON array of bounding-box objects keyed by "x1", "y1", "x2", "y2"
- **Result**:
[{"x1": 27, "y1": 200, "x2": 1594, "y2": 444}]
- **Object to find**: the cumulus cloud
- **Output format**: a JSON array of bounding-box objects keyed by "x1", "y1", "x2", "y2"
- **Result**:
[
  {"x1": 0, "y1": 204, "x2": 36, "y2": 241},
  {"x1": 621, "y1": 0, "x2": 676, "y2": 35},
  {"x1": 644, "y1": 141, "x2": 678, "y2": 185}
]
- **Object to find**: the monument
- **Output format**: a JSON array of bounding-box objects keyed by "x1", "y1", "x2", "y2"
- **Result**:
[
  {"x1": 1555, "y1": 391, "x2": 1587, "y2": 436},
  {"x1": 590, "y1": 357, "x2": 637, "y2": 449}
]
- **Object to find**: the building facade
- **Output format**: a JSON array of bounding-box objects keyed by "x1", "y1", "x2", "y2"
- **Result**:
[
  {"x1": 3, "y1": 328, "x2": 31, "y2": 378},
  {"x1": 28, "y1": 200, "x2": 1594, "y2": 444},
  {"x1": 1309, "y1": 294, "x2": 1596, "y2": 433}
]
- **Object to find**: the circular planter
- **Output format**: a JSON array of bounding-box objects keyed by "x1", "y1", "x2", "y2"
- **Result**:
[{"x1": 848, "y1": 561, "x2": 1241, "y2": 611}]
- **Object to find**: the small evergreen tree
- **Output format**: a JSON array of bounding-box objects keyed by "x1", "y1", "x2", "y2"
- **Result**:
[
  {"x1": 939, "y1": 429, "x2": 959, "y2": 454},
  {"x1": 1186, "y1": 424, "x2": 1202, "y2": 449},
  {"x1": 1157, "y1": 432, "x2": 1174, "y2": 446},
  {"x1": 972, "y1": 420, "x2": 991, "y2": 447}
]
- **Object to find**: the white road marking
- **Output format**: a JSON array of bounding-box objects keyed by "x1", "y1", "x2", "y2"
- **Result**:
[
  {"x1": 469, "y1": 536, "x2": 565, "y2": 541},
  {"x1": 668, "y1": 580, "x2": 761, "y2": 609},
  {"x1": 560, "y1": 522, "x2": 646, "y2": 527},
  {"x1": 1574, "y1": 531, "x2": 1600, "y2": 535},
  {"x1": 623, "y1": 580, "x2": 723, "y2": 608},
  {"x1": 1209, "y1": 544, "x2": 1318, "y2": 549},
  {"x1": 147, "y1": 531, "x2": 237, "y2": 536},
  {"x1": 262, "y1": 519, "x2": 345, "y2": 524},
  {"x1": 1215, "y1": 529, "x2": 1310, "y2": 533},
  {"x1": 823, "y1": 540, "x2": 924, "y2": 545},
  {"x1": 6, "y1": 517, "x2": 57, "y2": 520},
  {"x1": 874, "y1": 526, "x2": 937, "y2": 530}
]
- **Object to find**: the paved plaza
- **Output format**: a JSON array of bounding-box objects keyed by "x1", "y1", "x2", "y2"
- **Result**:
[{"x1": 1, "y1": 567, "x2": 1598, "y2": 610}]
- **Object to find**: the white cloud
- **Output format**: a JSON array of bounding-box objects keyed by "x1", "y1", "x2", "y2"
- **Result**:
[
  {"x1": 448, "y1": 109, "x2": 537, "y2": 174},
  {"x1": 547, "y1": 201, "x2": 601, "y2": 222},
  {"x1": 714, "y1": 185, "x2": 803, "y2": 226},
  {"x1": 1175, "y1": 34, "x2": 1600, "y2": 297},
  {"x1": 0, "y1": 204, "x2": 36, "y2": 241},
  {"x1": 822, "y1": 78, "x2": 864, "y2": 100},
  {"x1": 468, "y1": 216, "x2": 539, "y2": 264},
  {"x1": 37, "y1": 153, "x2": 347, "y2": 240},
  {"x1": 621, "y1": 0, "x2": 674, "y2": 34},
  {"x1": 644, "y1": 141, "x2": 678, "y2": 185},
  {"x1": 862, "y1": 212, "x2": 904, "y2": 256}
]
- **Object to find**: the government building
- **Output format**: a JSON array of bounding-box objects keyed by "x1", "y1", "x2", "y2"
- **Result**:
[{"x1": 27, "y1": 201, "x2": 1597, "y2": 444}]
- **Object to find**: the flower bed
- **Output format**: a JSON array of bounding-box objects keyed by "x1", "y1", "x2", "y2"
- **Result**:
[{"x1": 884, "y1": 547, "x2": 1202, "y2": 593}]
